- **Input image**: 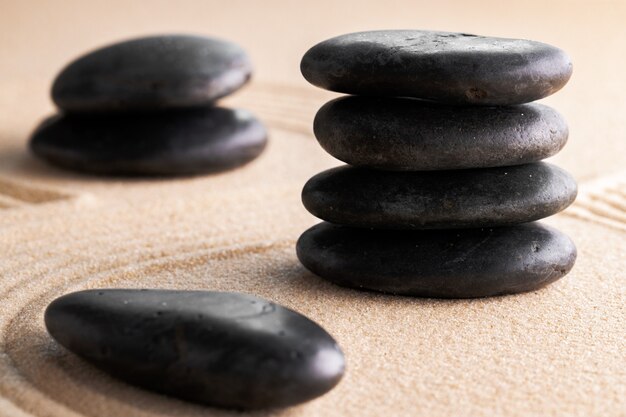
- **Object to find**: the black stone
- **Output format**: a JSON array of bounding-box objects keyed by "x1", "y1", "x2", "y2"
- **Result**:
[
  {"x1": 314, "y1": 96, "x2": 568, "y2": 170},
  {"x1": 302, "y1": 163, "x2": 577, "y2": 229},
  {"x1": 44, "y1": 289, "x2": 345, "y2": 410},
  {"x1": 297, "y1": 222, "x2": 576, "y2": 298},
  {"x1": 29, "y1": 107, "x2": 267, "y2": 176},
  {"x1": 301, "y1": 30, "x2": 572, "y2": 105},
  {"x1": 52, "y1": 35, "x2": 252, "y2": 112}
]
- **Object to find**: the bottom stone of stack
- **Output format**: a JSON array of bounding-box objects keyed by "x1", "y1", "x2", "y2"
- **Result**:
[
  {"x1": 296, "y1": 222, "x2": 576, "y2": 298},
  {"x1": 29, "y1": 107, "x2": 267, "y2": 176}
]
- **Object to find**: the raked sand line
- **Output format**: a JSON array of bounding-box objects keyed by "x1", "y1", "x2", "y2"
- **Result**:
[{"x1": 1, "y1": 241, "x2": 294, "y2": 417}]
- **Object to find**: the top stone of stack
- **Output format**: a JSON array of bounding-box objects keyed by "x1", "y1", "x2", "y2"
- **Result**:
[
  {"x1": 52, "y1": 35, "x2": 252, "y2": 112},
  {"x1": 301, "y1": 30, "x2": 572, "y2": 105}
]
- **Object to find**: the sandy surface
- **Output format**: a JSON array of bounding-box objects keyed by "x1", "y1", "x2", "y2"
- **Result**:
[{"x1": 0, "y1": 1, "x2": 624, "y2": 416}]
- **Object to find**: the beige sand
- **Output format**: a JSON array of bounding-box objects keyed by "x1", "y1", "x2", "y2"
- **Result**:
[{"x1": 0, "y1": 1, "x2": 624, "y2": 416}]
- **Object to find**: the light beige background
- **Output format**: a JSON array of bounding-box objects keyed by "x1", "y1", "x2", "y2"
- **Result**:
[{"x1": 0, "y1": 1, "x2": 624, "y2": 417}]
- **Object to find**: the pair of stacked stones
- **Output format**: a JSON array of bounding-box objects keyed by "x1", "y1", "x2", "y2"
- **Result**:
[
  {"x1": 297, "y1": 30, "x2": 577, "y2": 298},
  {"x1": 30, "y1": 35, "x2": 266, "y2": 175}
]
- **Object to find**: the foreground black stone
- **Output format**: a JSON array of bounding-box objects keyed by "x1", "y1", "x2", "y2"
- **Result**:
[
  {"x1": 301, "y1": 30, "x2": 572, "y2": 105},
  {"x1": 45, "y1": 289, "x2": 345, "y2": 410},
  {"x1": 30, "y1": 107, "x2": 267, "y2": 176},
  {"x1": 314, "y1": 96, "x2": 568, "y2": 170},
  {"x1": 302, "y1": 163, "x2": 577, "y2": 229},
  {"x1": 52, "y1": 35, "x2": 252, "y2": 112},
  {"x1": 297, "y1": 222, "x2": 576, "y2": 298}
]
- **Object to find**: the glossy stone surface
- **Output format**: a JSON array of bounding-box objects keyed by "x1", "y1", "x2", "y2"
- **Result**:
[
  {"x1": 301, "y1": 30, "x2": 572, "y2": 105},
  {"x1": 30, "y1": 107, "x2": 267, "y2": 176},
  {"x1": 297, "y1": 222, "x2": 576, "y2": 298},
  {"x1": 52, "y1": 35, "x2": 252, "y2": 112},
  {"x1": 44, "y1": 289, "x2": 345, "y2": 410},
  {"x1": 314, "y1": 96, "x2": 568, "y2": 170},
  {"x1": 302, "y1": 163, "x2": 577, "y2": 229}
]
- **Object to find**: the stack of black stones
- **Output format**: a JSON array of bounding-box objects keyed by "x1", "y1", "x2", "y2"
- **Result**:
[
  {"x1": 30, "y1": 35, "x2": 267, "y2": 176},
  {"x1": 297, "y1": 30, "x2": 578, "y2": 298}
]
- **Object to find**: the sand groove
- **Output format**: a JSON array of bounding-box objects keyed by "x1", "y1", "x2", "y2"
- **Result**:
[
  {"x1": 0, "y1": 177, "x2": 72, "y2": 208},
  {"x1": 567, "y1": 172, "x2": 626, "y2": 232}
]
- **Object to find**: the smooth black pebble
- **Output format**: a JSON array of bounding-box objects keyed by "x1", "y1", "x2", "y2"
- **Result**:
[
  {"x1": 302, "y1": 163, "x2": 577, "y2": 229},
  {"x1": 301, "y1": 30, "x2": 572, "y2": 105},
  {"x1": 44, "y1": 289, "x2": 345, "y2": 410},
  {"x1": 297, "y1": 222, "x2": 576, "y2": 298},
  {"x1": 30, "y1": 107, "x2": 267, "y2": 176},
  {"x1": 314, "y1": 96, "x2": 568, "y2": 170},
  {"x1": 52, "y1": 35, "x2": 252, "y2": 112}
]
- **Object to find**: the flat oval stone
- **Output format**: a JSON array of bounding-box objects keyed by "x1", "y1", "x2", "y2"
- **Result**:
[
  {"x1": 314, "y1": 96, "x2": 568, "y2": 170},
  {"x1": 52, "y1": 35, "x2": 252, "y2": 112},
  {"x1": 297, "y1": 222, "x2": 576, "y2": 298},
  {"x1": 29, "y1": 107, "x2": 267, "y2": 176},
  {"x1": 302, "y1": 163, "x2": 577, "y2": 229},
  {"x1": 301, "y1": 30, "x2": 572, "y2": 105},
  {"x1": 44, "y1": 289, "x2": 345, "y2": 409}
]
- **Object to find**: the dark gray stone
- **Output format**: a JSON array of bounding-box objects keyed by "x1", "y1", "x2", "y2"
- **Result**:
[
  {"x1": 52, "y1": 35, "x2": 252, "y2": 112},
  {"x1": 314, "y1": 96, "x2": 568, "y2": 170},
  {"x1": 29, "y1": 107, "x2": 267, "y2": 176},
  {"x1": 302, "y1": 163, "x2": 577, "y2": 229},
  {"x1": 301, "y1": 30, "x2": 572, "y2": 105},
  {"x1": 297, "y1": 222, "x2": 576, "y2": 298},
  {"x1": 44, "y1": 289, "x2": 345, "y2": 410}
]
